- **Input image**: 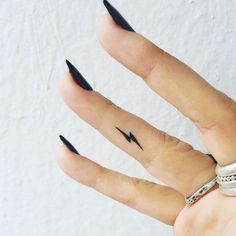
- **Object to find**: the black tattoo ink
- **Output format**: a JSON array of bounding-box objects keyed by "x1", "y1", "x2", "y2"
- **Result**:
[{"x1": 115, "y1": 127, "x2": 143, "y2": 150}]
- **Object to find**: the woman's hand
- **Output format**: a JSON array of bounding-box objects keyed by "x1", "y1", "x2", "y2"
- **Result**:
[{"x1": 56, "y1": 2, "x2": 236, "y2": 235}]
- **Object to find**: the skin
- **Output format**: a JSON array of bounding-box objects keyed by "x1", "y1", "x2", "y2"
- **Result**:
[{"x1": 56, "y1": 14, "x2": 236, "y2": 235}]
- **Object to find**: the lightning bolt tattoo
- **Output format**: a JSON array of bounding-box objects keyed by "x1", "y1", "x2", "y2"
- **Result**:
[{"x1": 115, "y1": 127, "x2": 143, "y2": 150}]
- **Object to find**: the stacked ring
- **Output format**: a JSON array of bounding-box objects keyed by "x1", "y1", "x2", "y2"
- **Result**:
[
  {"x1": 216, "y1": 162, "x2": 236, "y2": 196},
  {"x1": 185, "y1": 176, "x2": 218, "y2": 205}
]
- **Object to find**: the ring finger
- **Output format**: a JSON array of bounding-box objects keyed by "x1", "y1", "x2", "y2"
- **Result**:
[{"x1": 57, "y1": 144, "x2": 185, "y2": 225}]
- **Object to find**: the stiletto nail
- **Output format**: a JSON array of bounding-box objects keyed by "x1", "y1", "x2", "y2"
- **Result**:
[
  {"x1": 59, "y1": 135, "x2": 80, "y2": 155},
  {"x1": 66, "y1": 60, "x2": 93, "y2": 91},
  {"x1": 103, "y1": 0, "x2": 135, "y2": 32}
]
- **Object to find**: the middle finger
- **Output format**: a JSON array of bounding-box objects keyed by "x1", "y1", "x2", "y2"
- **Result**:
[
  {"x1": 60, "y1": 68, "x2": 216, "y2": 197},
  {"x1": 98, "y1": 14, "x2": 235, "y2": 133}
]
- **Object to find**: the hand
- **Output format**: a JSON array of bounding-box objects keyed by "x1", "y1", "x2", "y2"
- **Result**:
[{"x1": 56, "y1": 2, "x2": 236, "y2": 235}]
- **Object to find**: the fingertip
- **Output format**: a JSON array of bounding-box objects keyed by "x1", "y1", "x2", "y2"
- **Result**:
[
  {"x1": 59, "y1": 73, "x2": 72, "y2": 106},
  {"x1": 97, "y1": 12, "x2": 153, "y2": 77},
  {"x1": 59, "y1": 72, "x2": 72, "y2": 97},
  {"x1": 56, "y1": 145, "x2": 70, "y2": 173},
  {"x1": 97, "y1": 13, "x2": 118, "y2": 36},
  {"x1": 97, "y1": 13, "x2": 127, "y2": 52},
  {"x1": 97, "y1": 14, "x2": 113, "y2": 44},
  {"x1": 56, "y1": 145, "x2": 104, "y2": 187},
  {"x1": 59, "y1": 72, "x2": 87, "y2": 109},
  {"x1": 56, "y1": 145, "x2": 74, "y2": 167},
  {"x1": 56, "y1": 145, "x2": 82, "y2": 177}
]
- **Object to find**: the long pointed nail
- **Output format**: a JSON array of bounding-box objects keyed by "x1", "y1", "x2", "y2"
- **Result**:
[
  {"x1": 59, "y1": 135, "x2": 80, "y2": 155},
  {"x1": 66, "y1": 60, "x2": 93, "y2": 91},
  {"x1": 103, "y1": 0, "x2": 135, "y2": 32}
]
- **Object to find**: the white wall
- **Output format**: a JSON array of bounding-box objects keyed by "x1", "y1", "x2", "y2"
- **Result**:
[{"x1": 0, "y1": 0, "x2": 235, "y2": 235}]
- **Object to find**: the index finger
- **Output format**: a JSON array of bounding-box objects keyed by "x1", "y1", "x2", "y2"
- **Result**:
[{"x1": 98, "y1": 15, "x2": 235, "y2": 129}]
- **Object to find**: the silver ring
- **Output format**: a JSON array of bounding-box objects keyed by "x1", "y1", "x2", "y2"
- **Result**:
[
  {"x1": 216, "y1": 162, "x2": 236, "y2": 176},
  {"x1": 185, "y1": 176, "x2": 218, "y2": 205},
  {"x1": 216, "y1": 162, "x2": 236, "y2": 196},
  {"x1": 217, "y1": 174, "x2": 236, "y2": 188},
  {"x1": 219, "y1": 186, "x2": 236, "y2": 196},
  {"x1": 217, "y1": 179, "x2": 236, "y2": 188}
]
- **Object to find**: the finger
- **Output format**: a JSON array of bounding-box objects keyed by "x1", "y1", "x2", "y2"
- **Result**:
[
  {"x1": 56, "y1": 145, "x2": 186, "y2": 225},
  {"x1": 59, "y1": 73, "x2": 216, "y2": 197},
  {"x1": 97, "y1": 15, "x2": 236, "y2": 165},
  {"x1": 97, "y1": 14, "x2": 234, "y2": 129}
]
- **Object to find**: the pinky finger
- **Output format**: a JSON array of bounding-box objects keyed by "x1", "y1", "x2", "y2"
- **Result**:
[{"x1": 56, "y1": 136, "x2": 185, "y2": 225}]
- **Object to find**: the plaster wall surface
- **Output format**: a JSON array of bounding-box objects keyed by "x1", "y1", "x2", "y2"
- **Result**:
[{"x1": 0, "y1": 0, "x2": 235, "y2": 235}]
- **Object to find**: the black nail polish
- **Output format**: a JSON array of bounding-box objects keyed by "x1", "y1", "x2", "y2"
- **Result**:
[
  {"x1": 66, "y1": 60, "x2": 93, "y2": 91},
  {"x1": 59, "y1": 135, "x2": 80, "y2": 155},
  {"x1": 103, "y1": 0, "x2": 135, "y2": 32}
]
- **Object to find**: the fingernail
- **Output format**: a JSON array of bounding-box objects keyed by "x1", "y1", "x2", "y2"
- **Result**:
[
  {"x1": 103, "y1": 0, "x2": 135, "y2": 32},
  {"x1": 66, "y1": 60, "x2": 93, "y2": 91},
  {"x1": 59, "y1": 135, "x2": 80, "y2": 155}
]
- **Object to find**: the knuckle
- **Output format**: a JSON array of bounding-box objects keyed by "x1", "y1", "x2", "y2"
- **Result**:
[
  {"x1": 142, "y1": 152, "x2": 158, "y2": 171},
  {"x1": 131, "y1": 177, "x2": 143, "y2": 188},
  {"x1": 160, "y1": 132, "x2": 193, "y2": 153},
  {"x1": 142, "y1": 132, "x2": 193, "y2": 172},
  {"x1": 104, "y1": 99, "x2": 119, "y2": 114},
  {"x1": 143, "y1": 63, "x2": 160, "y2": 84},
  {"x1": 121, "y1": 195, "x2": 137, "y2": 208},
  {"x1": 134, "y1": 178, "x2": 156, "y2": 191},
  {"x1": 143, "y1": 49, "x2": 166, "y2": 83},
  {"x1": 122, "y1": 178, "x2": 144, "y2": 208},
  {"x1": 122, "y1": 178, "x2": 143, "y2": 208},
  {"x1": 91, "y1": 165, "x2": 107, "y2": 189},
  {"x1": 198, "y1": 95, "x2": 236, "y2": 133}
]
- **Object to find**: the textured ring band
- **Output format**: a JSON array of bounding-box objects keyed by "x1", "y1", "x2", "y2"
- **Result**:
[
  {"x1": 217, "y1": 179, "x2": 236, "y2": 188},
  {"x1": 216, "y1": 162, "x2": 236, "y2": 196},
  {"x1": 216, "y1": 162, "x2": 236, "y2": 176},
  {"x1": 185, "y1": 176, "x2": 218, "y2": 205},
  {"x1": 219, "y1": 186, "x2": 236, "y2": 196}
]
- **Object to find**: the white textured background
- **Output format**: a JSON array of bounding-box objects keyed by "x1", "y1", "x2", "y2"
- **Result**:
[{"x1": 0, "y1": 0, "x2": 236, "y2": 235}]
